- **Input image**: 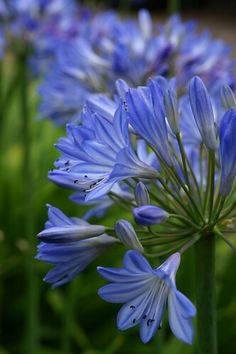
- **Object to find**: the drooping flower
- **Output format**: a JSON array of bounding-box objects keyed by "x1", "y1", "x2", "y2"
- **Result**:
[
  {"x1": 36, "y1": 204, "x2": 117, "y2": 287},
  {"x1": 219, "y1": 109, "x2": 236, "y2": 196},
  {"x1": 98, "y1": 250, "x2": 196, "y2": 344}
]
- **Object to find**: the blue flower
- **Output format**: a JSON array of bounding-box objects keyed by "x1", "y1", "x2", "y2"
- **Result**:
[
  {"x1": 36, "y1": 204, "x2": 117, "y2": 287},
  {"x1": 49, "y1": 103, "x2": 158, "y2": 201},
  {"x1": 133, "y1": 205, "x2": 168, "y2": 226},
  {"x1": 98, "y1": 250, "x2": 196, "y2": 344},
  {"x1": 126, "y1": 77, "x2": 173, "y2": 166},
  {"x1": 189, "y1": 76, "x2": 217, "y2": 150},
  {"x1": 219, "y1": 109, "x2": 236, "y2": 196}
]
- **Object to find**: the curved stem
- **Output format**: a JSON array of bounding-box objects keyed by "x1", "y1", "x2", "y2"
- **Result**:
[{"x1": 194, "y1": 235, "x2": 217, "y2": 354}]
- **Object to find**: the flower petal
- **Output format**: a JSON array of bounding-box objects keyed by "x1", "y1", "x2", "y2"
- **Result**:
[{"x1": 168, "y1": 290, "x2": 196, "y2": 344}]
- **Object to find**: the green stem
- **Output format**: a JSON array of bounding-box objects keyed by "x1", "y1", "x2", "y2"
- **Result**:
[
  {"x1": 176, "y1": 133, "x2": 191, "y2": 191},
  {"x1": 194, "y1": 235, "x2": 217, "y2": 354},
  {"x1": 208, "y1": 150, "x2": 215, "y2": 222},
  {"x1": 170, "y1": 167, "x2": 205, "y2": 223},
  {"x1": 199, "y1": 144, "x2": 204, "y2": 199},
  {"x1": 19, "y1": 53, "x2": 39, "y2": 354}
]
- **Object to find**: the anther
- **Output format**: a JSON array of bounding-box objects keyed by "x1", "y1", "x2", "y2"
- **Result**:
[{"x1": 147, "y1": 319, "x2": 155, "y2": 327}]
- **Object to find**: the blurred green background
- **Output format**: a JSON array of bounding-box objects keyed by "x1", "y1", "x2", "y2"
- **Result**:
[{"x1": 0, "y1": 1, "x2": 236, "y2": 354}]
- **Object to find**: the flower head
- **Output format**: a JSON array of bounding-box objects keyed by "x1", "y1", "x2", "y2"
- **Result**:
[{"x1": 98, "y1": 250, "x2": 196, "y2": 344}]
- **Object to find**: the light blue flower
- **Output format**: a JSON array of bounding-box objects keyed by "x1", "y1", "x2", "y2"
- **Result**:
[
  {"x1": 98, "y1": 250, "x2": 196, "y2": 344},
  {"x1": 49, "y1": 103, "x2": 158, "y2": 201},
  {"x1": 219, "y1": 109, "x2": 236, "y2": 196},
  {"x1": 36, "y1": 204, "x2": 117, "y2": 287},
  {"x1": 189, "y1": 76, "x2": 217, "y2": 150},
  {"x1": 126, "y1": 77, "x2": 173, "y2": 166},
  {"x1": 164, "y1": 88, "x2": 179, "y2": 134},
  {"x1": 37, "y1": 204, "x2": 107, "y2": 242}
]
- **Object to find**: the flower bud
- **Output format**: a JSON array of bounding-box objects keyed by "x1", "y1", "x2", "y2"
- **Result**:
[
  {"x1": 37, "y1": 224, "x2": 106, "y2": 242},
  {"x1": 135, "y1": 182, "x2": 150, "y2": 206},
  {"x1": 133, "y1": 205, "x2": 168, "y2": 226},
  {"x1": 189, "y1": 76, "x2": 217, "y2": 150},
  {"x1": 115, "y1": 220, "x2": 144, "y2": 252},
  {"x1": 220, "y1": 84, "x2": 236, "y2": 110},
  {"x1": 115, "y1": 79, "x2": 129, "y2": 100},
  {"x1": 164, "y1": 88, "x2": 179, "y2": 134},
  {"x1": 219, "y1": 109, "x2": 236, "y2": 196},
  {"x1": 138, "y1": 9, "x2": 152, "y2": 40}
]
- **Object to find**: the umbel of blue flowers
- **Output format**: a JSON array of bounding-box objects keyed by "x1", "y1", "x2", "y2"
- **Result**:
[
  {"x1": 38, "y1": 11, "x2": 235, "y2": 125},
  {"x1": 37, "y1": 76, "x2": 236, "y2": 345}
]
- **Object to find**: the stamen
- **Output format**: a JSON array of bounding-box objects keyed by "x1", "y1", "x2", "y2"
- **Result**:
[{"x1": 147, "y1": 319, "x2": 155, "y2": 327}]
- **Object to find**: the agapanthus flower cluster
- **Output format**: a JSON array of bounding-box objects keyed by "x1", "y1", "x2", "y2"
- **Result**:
[
  {"x1": 0, "y1": 0, "x2": 89, "y2": 75},
  {"x1": 38, "y1": 11, "x2": 235, "y2": 125},
  {"x1": 37, "y1": 75, "x2": 236, "y2": 344}
]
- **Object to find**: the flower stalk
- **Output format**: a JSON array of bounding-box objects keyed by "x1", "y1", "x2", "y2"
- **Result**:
[{"x1": 194, "y1": 234, "x2": 217, "y2": 354}]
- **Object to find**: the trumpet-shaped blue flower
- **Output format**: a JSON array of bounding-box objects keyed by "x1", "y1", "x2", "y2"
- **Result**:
[
  {"x1": 98, "y1": 250, "x2": 196, "y2": 344},
  {"x1": 36, "y1": 204, "x2": 117, "y2": 287},
  {"x1": 219, "y1": 109, "x2": 236, "y2": 196},
  {"x1": 49, "y1": 103, "x2": 158, "y2": 201}
]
